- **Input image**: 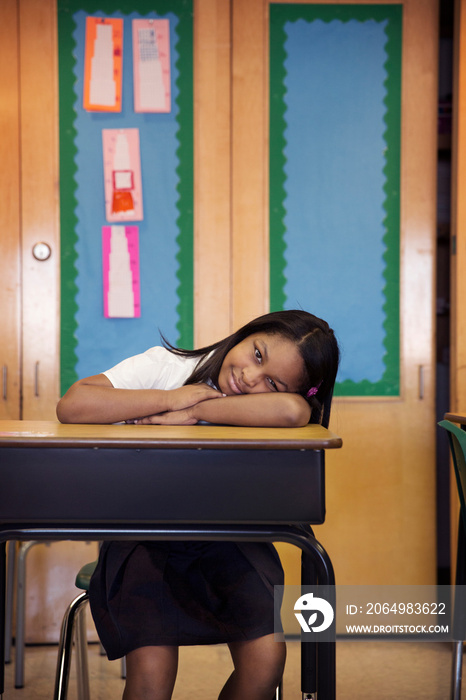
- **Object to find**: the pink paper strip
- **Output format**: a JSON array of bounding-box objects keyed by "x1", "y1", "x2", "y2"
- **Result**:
[
  {"x1": 102, "y1": 128, "x2": 143, "y2": 222},
  {"x1": 133, "y1": 19, "x2": 171, "y2": 113},
  {"x1": 103, "y1": 225, "x2": 141, "y2": 318}
]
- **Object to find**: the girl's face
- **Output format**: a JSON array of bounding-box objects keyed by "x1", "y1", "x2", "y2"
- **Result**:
[{"x1": 218, "y1": 332, "x2": 305, "y2": 396}]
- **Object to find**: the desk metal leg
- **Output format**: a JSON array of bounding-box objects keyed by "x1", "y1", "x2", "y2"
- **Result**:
[
  {"x1": 301, "y1": 545, "x2": 317, "y2": 698},
  {"x1": 1, "y1": 540, "x2": 5, "y2": 698},
  {"x1": 297, "y1": 525, "x2": 336, "y2": 700}
]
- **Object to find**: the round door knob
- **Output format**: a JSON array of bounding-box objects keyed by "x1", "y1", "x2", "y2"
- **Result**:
[{"x1": 32, "y1": 242, "x2": 52, "y2": 261}]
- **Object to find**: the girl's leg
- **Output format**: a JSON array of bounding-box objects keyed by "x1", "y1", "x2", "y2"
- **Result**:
[
  {"x1": 122, "y1": 645, "x2": 179, "y2": 700},
  {"x1": 219, "y1": 634, "x2": 286, "y2": 700}
]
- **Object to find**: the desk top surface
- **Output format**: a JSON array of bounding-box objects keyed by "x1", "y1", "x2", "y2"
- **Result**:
[{"x1": 0, "y1": 420, "x2": 342, "y2": 451}]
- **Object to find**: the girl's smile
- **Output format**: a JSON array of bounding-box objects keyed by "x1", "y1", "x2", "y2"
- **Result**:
[{"x1": 218, "y1": 333, "x2": 305, "y2": 396}]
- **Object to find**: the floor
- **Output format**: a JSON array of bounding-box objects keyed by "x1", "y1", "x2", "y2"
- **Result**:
[{"x1": 1, "y1": 638, "x2": 460, "y2": 699}]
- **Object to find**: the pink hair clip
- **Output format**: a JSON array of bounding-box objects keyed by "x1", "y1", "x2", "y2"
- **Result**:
[{"x1": 306, "y1": 381, "x2": 322, "y2": 398}]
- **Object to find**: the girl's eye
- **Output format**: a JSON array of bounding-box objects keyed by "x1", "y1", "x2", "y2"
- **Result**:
[
  {"x1": 254, "y1": 348, "x2": 262, "y2": 363},
  {"x1": 267, "y1": 377, "x2": 278, "y2": 391}
]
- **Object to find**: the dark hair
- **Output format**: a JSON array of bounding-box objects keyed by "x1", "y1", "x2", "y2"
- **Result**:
[{"x1": 163, "y1": 310, "x2": 340, "y2": 426}]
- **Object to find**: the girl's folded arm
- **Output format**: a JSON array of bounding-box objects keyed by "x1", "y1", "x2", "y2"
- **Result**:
[
  {"x1": 56, "y1": 374, "x2": 221, "y2": 424},
  {"x1": 56, "y1": 374, "x2": 168, "y2": 424},
  {"x1": 189, "y1": 391, "x2": 311, "y2": 428}
]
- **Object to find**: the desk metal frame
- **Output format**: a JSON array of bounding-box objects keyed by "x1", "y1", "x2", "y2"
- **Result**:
[{"x1": 0, "y1": 421, "x2": 342, "y2": 700}]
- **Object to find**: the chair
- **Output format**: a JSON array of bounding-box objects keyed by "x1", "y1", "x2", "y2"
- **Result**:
[
  {"x1": 438, "y1": 419, "x2": 466, "y2": 700},
  {"x1": 54, "y1": 560, "x2": 128, "y2": 700},
  {"x1": 54, "y1": 561, "x2": 95, "y2": 700},
  {"x1": 5, "y1": 540, "x2": 98, "y2": 689},
  {"x1": 5, "y1": 540, "x2": 46, "y2": 688}
]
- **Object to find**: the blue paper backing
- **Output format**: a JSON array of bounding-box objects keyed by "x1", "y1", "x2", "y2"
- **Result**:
[
  {"x1": 270, "y1": 5, "x2": 402, "y2": 396},
  {"x1": 282, "y1": 18, "x2": 387, "y2": 383},
  {"x1": 70, "y1": 10, "x2": 185, "y2": 380}
]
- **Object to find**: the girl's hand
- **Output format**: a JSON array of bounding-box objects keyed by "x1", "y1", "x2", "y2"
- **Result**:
[
  {"x1": 167, "y1": 383, "x2": 224, "y2": 412},
  {"x1": 127, "y1": 384, "x2": 225, "y2": 425},
  {"x1": 131, "y1": 385, "x2": 224, "y2": 425},
  {"x1": 133, "y1": 407, "x2": 198, "y2": 426}
]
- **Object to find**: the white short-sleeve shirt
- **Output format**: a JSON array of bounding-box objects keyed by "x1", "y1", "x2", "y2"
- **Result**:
[{"x1": 103, "y1": 346, "x2": 201, "y2": 391}]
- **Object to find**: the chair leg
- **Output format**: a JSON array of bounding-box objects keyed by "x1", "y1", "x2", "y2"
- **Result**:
[
  {"x1": 451, "y1": 641, "x2": 463, "y2": 700},
  {"x1": 75, "y1": 604, "x2": 91, "y2": 700},
  {"x1": 4, "y1": 542, "x2": 16, "y2": 664},
  {"x1": 14, "y1": 541, "x2": 40, "y2": 688},
  {"x1": 54, "y1": 592, "x2": 89, "y2": 700},
  {"x1": 275, "y1": 679, "x2": 283, "y2": 699},
  {"x1": 121, "y1": 655, "x2": 126, "y2": 679},
  {"x1": 452, "y1": 518, "x2": 466, "y2": 700}
]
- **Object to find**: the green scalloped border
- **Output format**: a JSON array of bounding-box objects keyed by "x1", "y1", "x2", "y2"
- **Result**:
[
  {"x1": 57, "y1": 0, "x2": 193, "y2": 395},
  {"x1": 269, "y1": 4, "x2": 402, "y2": 397}
]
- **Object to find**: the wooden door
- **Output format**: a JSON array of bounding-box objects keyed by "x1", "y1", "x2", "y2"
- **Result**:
[
  {"x1": 231, "y1": 0, "x2": 439, "y2": 586},
  {"x1": 0, "y1": 0, "x2": 60, "y2": 421}
]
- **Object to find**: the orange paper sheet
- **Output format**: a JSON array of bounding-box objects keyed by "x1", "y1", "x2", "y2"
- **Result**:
[{"x1": 83, "y1": 16, "x2": 123, "y2": 112}]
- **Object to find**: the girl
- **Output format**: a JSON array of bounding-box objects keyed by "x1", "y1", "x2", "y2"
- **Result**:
[{"x1": 57, "y1": 309, "x2": 339, "y2": 700}]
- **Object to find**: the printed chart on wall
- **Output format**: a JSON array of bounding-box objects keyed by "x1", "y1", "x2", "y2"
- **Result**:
[
  {"x1": 269, "y1": 4, "x2": 402, "y2": 396},
  {"x1": 58, "y1": 0, "x2": 193, "y2": 393}
]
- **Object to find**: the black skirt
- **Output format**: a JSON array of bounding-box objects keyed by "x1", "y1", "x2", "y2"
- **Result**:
[{"x1": 89, "y1": 540, "x2": 284, "y2": 660}]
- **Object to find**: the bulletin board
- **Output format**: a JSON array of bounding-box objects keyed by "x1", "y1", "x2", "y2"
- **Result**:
[
  {"x1": 58, "y1": 0, "x2": 193, "y2": 394},
  {"x1": 270, "y1": 4, "x2": 402, "y2": 396}
]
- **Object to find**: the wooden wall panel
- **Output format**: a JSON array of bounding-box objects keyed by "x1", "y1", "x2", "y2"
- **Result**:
[
  {"x1": 0, "y1": 0, "x2": 21, "y2": 419},
  {"x1": 231, "y1": 0, "x2": 269, "y2": 330},
  {"x1": 19, "y1": 0, "x2": 60, "y2": 420},
  {"x1": 194, "y1": 0, "x2": 232, "y2": 345}
]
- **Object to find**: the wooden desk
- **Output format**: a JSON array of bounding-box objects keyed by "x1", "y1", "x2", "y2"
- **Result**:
[{"x1": 0, "y1": 420, "x2": 342, "y2": 699}]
